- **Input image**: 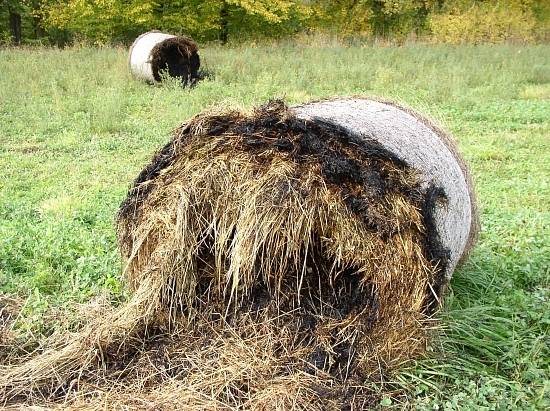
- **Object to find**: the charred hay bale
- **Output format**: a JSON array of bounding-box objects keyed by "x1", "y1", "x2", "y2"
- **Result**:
[
  {"x1": 118, "y1": 98, "x2": 478, "y2": 310},
  {"x1": 115, "y1": 98, "x2": 478, "y2": 371},
  {"x1": 129, "y1": 31, "x2": 200, "y2": 85},
  {"x1": 0, "y1": 98, "x2": 478, "y2": 407}
]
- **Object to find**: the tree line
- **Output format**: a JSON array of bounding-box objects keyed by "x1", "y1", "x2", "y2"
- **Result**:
[{"x1": 1, "y1": 0, "x2": 549, "y2": 46}]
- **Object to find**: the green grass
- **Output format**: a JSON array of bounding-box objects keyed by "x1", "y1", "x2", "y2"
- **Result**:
[{"x1": 1, "y1": 43, "x2": 549, "y2": 409}]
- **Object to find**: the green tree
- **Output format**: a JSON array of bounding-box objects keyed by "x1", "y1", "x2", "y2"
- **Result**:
[
  {"x1": 40, "y1": 0, "x2": 159, "y2": 42},
  {"x1": 1, "y1": 0, "x2": 70, "y2": 45},
  {"x1": 312, "y1": 0, "x2": 436, "y2": 37},
  {"x1": 429, "y1": 0, "x2": 546, "y2": 43},
  {"x1": 1, "y1": 0, "x2": 26, "y2": 44},
  {"x1": 38, "y1": 0, "x2": 309, "y2": 43},
  {"x1": 213, "y1": 0, "x2": 310, "y2": 42}
]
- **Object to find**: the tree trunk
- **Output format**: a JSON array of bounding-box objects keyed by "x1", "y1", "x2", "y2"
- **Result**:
[
  {"x1": 219, "y1": 1, "x2": 229, "y2": 44},
  {"x1": 32, "y1": 0, "x2": 45, "y2": 39},
  {"x1": 9, "y1": 10, "x2": 22, "y2": 45}
]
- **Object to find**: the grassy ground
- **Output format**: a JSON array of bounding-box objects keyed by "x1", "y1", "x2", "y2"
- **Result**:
[{"x1": 0, "y1": 43, "x2": 549, "y2": 409}]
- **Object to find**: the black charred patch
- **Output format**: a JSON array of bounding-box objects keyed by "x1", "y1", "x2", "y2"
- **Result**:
[
  {"x1": 150, "y1": 36, "x2": 201, "y2": 86},
  {"x1": 119, "y1": 100, "x2": 416, "y2": 221},
  {"x1": 321, "y1": 156, "x2": 363, "y2": 185},
  {"x1": 218, "y1": 242, "x2": 382, "y2": 381},
  {"x1": 273, "y1": 137, "x2": 293, "y2": 151},
  {"x1": 422, "y1": 184, "x2": 451, "y2": 313}
]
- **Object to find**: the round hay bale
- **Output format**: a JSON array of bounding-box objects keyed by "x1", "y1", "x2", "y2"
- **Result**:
[
  {"x1": 0, "y1": 98, "x2": 478, "y2": 407},
  {"x1": 116, "y1": 96, "x2": 478, "y2": 368},
  {"x1": 118, "y1": 97, "x2": 477, "y2": 309},
  {"x1": 129, "y1": 31, "x2": 200, "y2": 85}
]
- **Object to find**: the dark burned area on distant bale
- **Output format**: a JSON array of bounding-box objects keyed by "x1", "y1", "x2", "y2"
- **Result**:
[{"x1": 150, "y1": 36, "x2": 201, "y2": 86}]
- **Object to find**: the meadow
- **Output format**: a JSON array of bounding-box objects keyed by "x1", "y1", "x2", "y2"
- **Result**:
[{"x1": 0, "y1": 43, "x2": 549, "y2": 408}]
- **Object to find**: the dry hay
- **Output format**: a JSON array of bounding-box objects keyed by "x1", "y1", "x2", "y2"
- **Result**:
[
  {"x1": 0, "y1": 295, "x2": 22, "y2": 357},
  {"x1": 0, "y1": 99, "x2": 478, "y2": 409}
]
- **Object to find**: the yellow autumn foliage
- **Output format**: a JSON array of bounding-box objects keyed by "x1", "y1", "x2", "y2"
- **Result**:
[{"x1": 430, "y1": 0, "x2": 538, "y2": 44}]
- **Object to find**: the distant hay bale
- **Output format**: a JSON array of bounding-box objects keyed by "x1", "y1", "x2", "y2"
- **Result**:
[
  {"x1": 0, "y1": 98, "x2": 478, "y2": 408},
  {"x1": 129, "y1": 31, "x2": 200, "y2": 85}
]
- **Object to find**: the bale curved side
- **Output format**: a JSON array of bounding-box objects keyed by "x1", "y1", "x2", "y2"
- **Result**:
[{"x1": 129, "y1": 31, "x2": 175, "y2": 82}]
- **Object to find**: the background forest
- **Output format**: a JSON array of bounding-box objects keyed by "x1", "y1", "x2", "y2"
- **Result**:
[{"x1": 2, "y1": 0, "x2": 550, "y2": 46}]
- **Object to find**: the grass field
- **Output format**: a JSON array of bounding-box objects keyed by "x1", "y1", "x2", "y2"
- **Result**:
[{"x1": 1, "y1": 43, "x2": 549, "y2": 409}]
